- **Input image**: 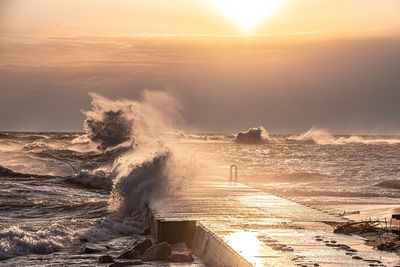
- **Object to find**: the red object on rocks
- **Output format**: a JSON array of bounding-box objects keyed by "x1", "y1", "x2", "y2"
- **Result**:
[{"x1": 168, "y1": 242, "x2": 194, "y2": 262}]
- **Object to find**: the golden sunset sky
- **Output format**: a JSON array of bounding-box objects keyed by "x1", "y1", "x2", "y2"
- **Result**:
[
  {"x1": 1, "y1": 0, "x2": 400, "y2": 133},
  {"x1": 1, "y1": 0, "x2": 400, "y2": 35}
]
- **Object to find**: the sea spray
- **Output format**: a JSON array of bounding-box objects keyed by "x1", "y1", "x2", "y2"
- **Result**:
[
  {"x1": 236, "y1": 126, "x2": 270, "y2": 144},
  {"x1": 83, "y1": 90, "x2": 183, "y2": 151},
  {"x1": 109, "y1": 146, "x2": 170, "y2": 219},
  {"x1": 78, "y1": 90, "x2": 194, "y2": 239},
  {"x1": 293, "y1": 128, "x2": 400, "y2": 145},
  {"x1": 294, "y1": 128, "x2": 334, "y2": 145}
]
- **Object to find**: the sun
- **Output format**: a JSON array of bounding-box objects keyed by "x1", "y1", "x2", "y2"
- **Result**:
[{"x1": 211, "y1": 0, "x2": 284, "y2": 31}]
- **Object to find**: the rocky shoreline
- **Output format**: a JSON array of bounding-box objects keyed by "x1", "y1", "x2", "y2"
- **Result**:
[{"x1": 80, "y1": 234, "x2": 199, "y2": 267}]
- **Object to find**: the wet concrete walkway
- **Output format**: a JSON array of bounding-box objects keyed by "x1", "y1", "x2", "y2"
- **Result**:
[{"x1": 153, "y1": 175, "x2": 400, "y2": 266}]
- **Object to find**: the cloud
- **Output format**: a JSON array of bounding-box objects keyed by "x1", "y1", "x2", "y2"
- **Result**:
[{"x1": 0, "y1": 34, "x2": 400, "y2": 133}]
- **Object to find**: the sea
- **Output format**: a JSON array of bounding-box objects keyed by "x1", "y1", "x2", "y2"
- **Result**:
[{"x1": 1, "y1": 93, "x2": 400, "y2": 266}]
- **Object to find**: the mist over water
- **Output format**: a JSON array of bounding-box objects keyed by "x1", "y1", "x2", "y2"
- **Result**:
[{"x1": 292, "y1": 128, "x2": 400, "y2": 145}]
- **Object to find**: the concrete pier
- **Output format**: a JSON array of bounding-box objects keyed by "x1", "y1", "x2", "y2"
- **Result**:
[{"x1": 151, "y1": 175, "x2": 399, "y2": 266}]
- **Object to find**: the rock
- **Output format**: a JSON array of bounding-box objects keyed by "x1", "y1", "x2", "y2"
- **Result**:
[
  {"x1": 282, "y1": 247, "x2": 294, "y2": 252},
  {"x1": 168, "y1": 252, "x2": 194, "y2": 262},
  {"x1": 337, "y1": 244, "x2": 350, "y2": 250},
  {"x1": 109, "y1": 261, "x2": 144, "y2": 267},
  {"x1": 141, "y1": 242, "x2": 172, "y2": 261},
  {"x1": 118, "y1": 238, "x2": 153, "y2": 259},
  {"x1": 81, "y1": 244, "x2": 102, "y2": 254},
  {"x1": 168, "y1": 242, "x2": 194, "y2": 262},
  {"x1": 140, "y1": 228, "x2": 151, "y2": 236},
  {"x1": 352, "y1": 256, "x2": 363, "y2": 260},
  {"x1": 377, "y1": 241, "x2": 399, "y2": 251},
  {"x1": 118, "y1": 250, "x2": 141, "y2": 260},
  {"x1": 99, "y1": 255, "x2": 114, "y2": 263},
  {"x1": 132, "y1": 239, "x2": 153, "y2": 255},
  {"x1": 171, "y1": 242, "x2": 190, "y2": 252}
]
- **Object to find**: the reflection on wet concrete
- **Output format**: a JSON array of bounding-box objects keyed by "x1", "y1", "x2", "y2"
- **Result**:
[{"x1": 152, "y1": 176, "x2": 400, "y2": 266}]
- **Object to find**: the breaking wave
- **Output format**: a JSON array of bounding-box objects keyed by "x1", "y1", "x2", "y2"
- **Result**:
[
  {"x1": 0, "y1": 223, "x2": 74, "y2": 260},
  {"x1": 0, "y1": 165, "x2": 53, "y2": 179},
  {"x1": 0, "y1": 90, "x2": 190, "y2": 260},
  {"x1": 75, "y1": 90, "x2": 192, "y2": 239},
  {"x1": 235, "y1": 126, "x2": 270, "y2": 144}
]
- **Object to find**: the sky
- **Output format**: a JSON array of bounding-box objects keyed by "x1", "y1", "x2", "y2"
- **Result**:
[{"x1": 0, "y1": 0, "x2": 400, "y2": 133}]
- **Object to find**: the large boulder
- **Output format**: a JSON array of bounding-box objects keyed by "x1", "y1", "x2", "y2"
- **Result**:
[
  {"x1": 141, "y1": 242, "x2": 172, "y2": 261},
  {"x1": 118, "y1": 238, "x2": 153, "y2": 259}
]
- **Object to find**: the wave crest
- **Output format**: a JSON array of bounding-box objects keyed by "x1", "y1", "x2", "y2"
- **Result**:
[{"x1": 236, "y1": 126, "x2": 270, "y2": 144}]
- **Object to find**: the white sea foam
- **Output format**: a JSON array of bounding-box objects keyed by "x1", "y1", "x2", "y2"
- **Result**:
[
  {"x1": 0, "y1": 224, "x2": 74, "y2": 260},
  {"x1": 292, "y1": 128, "x2": 400, "y2": 145}
]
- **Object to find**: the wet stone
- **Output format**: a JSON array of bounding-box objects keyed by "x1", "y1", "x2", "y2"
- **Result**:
[
  {"x1": 168, "y1": 242, "x2": 194, "y2": 262},
  {"x1": 98, "y1": 255, "x2": 114, "y2": 263},
  {"x1": 81, "y1": 244, "x2": 102, "y2": 254},
  {"x1": 168, "y1": 252, "x2": 194, "y2": 262},
  {"x1": 118, "y1": 250, "x2": 140, "y2": 260},
  {"x1": 364, "y1": 260, "x2": 382, "y2": 264},
  {"x1": 109, "y1": 261, "x2": 144, "y2": 267},
  {"x1": 141, "y1": 242, "x2": 172, "y2": 262},
  {"x1": 282, "y1": 247, "x2": 294, "y2": 252},
  {"x1": 337, "y1": 244, "x2": 350, "y2": 250},
  {"x1": 118, "y1": 238, "x2": 153, "y2": 260}
]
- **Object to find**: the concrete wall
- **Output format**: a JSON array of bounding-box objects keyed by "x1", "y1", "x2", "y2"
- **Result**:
[
  {"x1": 148, "y1": 208, "x2": 252, "y2": 267},
  {"x1": 192, "y1": 223, "x2": 252, "y2": 267}
]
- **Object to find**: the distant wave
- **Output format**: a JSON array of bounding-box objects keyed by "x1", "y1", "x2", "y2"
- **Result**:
[{"x1": 0, "y1": 165, "x2": 54, "y2": 179}]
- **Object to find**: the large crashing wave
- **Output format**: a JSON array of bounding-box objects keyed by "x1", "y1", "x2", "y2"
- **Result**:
[{"x1": 73, "y1": 90, "x2": 191, "y2": 239}]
